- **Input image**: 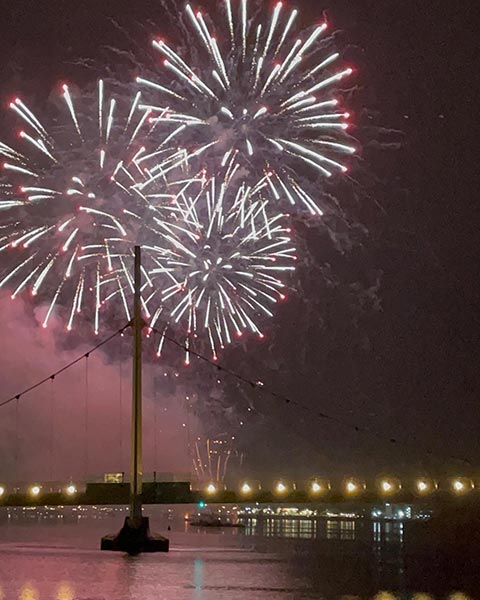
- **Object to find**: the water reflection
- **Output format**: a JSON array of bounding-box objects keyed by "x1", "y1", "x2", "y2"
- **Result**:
[
  {"x1": 326, "y1": 519, "x2": 356, "y2": 540},
  {"x1": 0, "y1": 506, "x2": 475, "y2": 600},
  {"x1": 194, "y1": 558, "x2": 204, "y2": 600},
  {"x1": 19, "y1": 584, "x2": 38, "y2": 600},
  {"x1": 56, "y1": 583, "x2": 74, "y2": 600},
  {"x1": 243, "y1": 516, "x2": 406, "y2": 545}
]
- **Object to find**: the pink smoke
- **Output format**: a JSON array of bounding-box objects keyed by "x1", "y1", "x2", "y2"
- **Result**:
[{"x1": 0, "y1": 292, "x2": 196, "y2": 484}]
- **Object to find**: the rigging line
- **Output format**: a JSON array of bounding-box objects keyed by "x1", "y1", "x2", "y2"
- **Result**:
[
  {"x1": 0, "y1": 325, "x2": 129, "y2": 410},
  {"x1": 151, "y1": 326, "x2": 473, "y2": 467}
]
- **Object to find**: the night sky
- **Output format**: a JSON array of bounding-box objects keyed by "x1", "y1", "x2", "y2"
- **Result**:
[{"x1": 0, "y1": 0, "x2": 478, "y2": 481}]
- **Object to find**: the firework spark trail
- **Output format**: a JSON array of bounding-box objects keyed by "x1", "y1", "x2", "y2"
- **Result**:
[
  {"x1": 137, "y1": 170, "x2": 296, "y2": 360},
  {"x1": 138, "y1": 1, "x2": 356, "y2": 216},
  {"x1": 191, "y1": 435, "x2": 235, "y2": 484},
  {"x1": 0, "y1": 80, "x2": 168, "y2": 332}
]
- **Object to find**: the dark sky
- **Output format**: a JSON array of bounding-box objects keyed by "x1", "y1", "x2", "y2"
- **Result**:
[{"x1": 0, "y1": 0, "x2": 478, "y2": 481}]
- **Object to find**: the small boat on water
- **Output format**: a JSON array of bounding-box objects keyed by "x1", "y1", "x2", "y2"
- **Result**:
[{"x1": 186, "y1": 511, "x2": 245, "y2": 528}]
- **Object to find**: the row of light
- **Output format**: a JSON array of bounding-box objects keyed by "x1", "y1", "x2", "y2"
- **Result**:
[
  {"x1": 203, "y1": 477, "x2": 477, "y2": 497},
  {"x1": 0, "y1": 478, "x2": 475, "y2": 500},
  {"x1": 0, "y1": 484, "x2": 77, "y2": 498}
]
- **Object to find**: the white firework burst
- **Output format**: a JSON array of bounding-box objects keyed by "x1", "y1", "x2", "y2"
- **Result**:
[
  {"x1": 137, "y1": 0, "x2": 356, "y2": 216},
  {"x1": 141, "y1": 170, "x2": 296, "y2": 360},
  {"x1": 0, "y1": 80, "x2": 156, "y2": 332}
]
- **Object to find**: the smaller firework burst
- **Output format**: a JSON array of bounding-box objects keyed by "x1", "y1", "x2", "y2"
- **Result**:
[
  {"x1": 141, "y1": 170, "x2": 296, "y2": 360},
  {"x1": 192, "y1": 435, "x2": 237, "y2": 485}
]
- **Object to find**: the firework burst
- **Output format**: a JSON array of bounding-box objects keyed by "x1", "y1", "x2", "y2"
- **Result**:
[
  {"x1": 138, "y1": 0, "x2": 356, "y2": 216},
  {"x1": 139, "y1": 170, "x2": 296, "y2": 360},
  {"x1": 0, "y1": 80, "x2": 156, "y2": 332}
]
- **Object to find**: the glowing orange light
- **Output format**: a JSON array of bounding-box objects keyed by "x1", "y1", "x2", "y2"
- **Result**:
[
  {"x1": 241, "y1": 483, "x2": 252, "y2": 495},
  {"x1": 206, "y1": 483, "x2": 217, "y2": 495},
  {"x1": 30, "y1": 485, "x2": 41, "y2": 497}
]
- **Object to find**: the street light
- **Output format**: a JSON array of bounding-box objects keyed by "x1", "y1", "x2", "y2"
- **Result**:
[
  {"x1": 416, "y1": 478, "x2": 436, "y2": 495},
  {"x1": 240, "y1": 482, "x2": 252, "y2": 496},
  {"x1": 417, "y1": 480, "x2": 429, "y2": 493},
  {"x1": 378, "y1": 477, "x2": 401, "y2": 496},
  {"x1": 0, "y1": 485, "x2": 5, "y2": 497},
  {"x1": 30, "y1": 485, "x2": 41, "y2": 497},
  {"x1": 205, "y1": 483, "x2": 217, "y2": 496},
  {"x1": 65, "y1": 484, "x2": 77, "y2": 496},
  {"x1": 452, "y1": 478, "x2": 473, "y2": 495},
  {"x1": 346, "y1": 481, "x2": 357, "y2": 494},
  {"x1": 307, "y1": 477, "x2": 330, "y2": 497},
  {"x1": 375, "y1": 474, "x2": 402, "y2": 496},
  {"x1": 344, "y1": 478, "x2": 365, "y2": 496},
  {"x1": 274, "y1": 481, "x2": 288, "y2": 495}
]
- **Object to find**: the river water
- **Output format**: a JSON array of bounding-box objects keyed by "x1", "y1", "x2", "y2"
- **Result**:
[{"x1": 0, "y1": 505, "x2": 472, "y2": 599}]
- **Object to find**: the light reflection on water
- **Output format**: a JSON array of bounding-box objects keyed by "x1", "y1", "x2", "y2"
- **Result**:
[
  {"x1": 0, "y1": 506, "x2": 474, "y2": 600},
  {"x1": 244, "y1": 517, "x2": 359, "y2": 540},
  {"x1": 19, "y1": 584, "x2": 39, "y2": 600},
  {"x1": 243, "y1": 516, "x2": 404, "y2": 544}
]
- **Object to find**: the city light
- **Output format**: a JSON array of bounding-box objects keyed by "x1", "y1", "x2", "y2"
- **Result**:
[
  {"x1": 275, "y1": 482, "x2": 288, "y2": 495},
  {"x1": 311, "y1": 482, "x2": 322, "y2": 494},
  {"x1": 0, "y1": 485, "x2": 5, "y2": 497},
  {"x1": 206, "y1": 483, "x2": 217, "y2": 495},
  {"x1": 65, "y1": 484, "x2": 77, "y2": 496},
  {"x1": 379, "y1": 478, "x2": 400, "y2": 495},
  {"x1": 30, "y1": 485, "x2": 41, "y2": 497}
]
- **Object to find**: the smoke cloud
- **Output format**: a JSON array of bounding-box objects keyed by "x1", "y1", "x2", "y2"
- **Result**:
[{"x1": 0, "y1": 291, "x2": 195, "y2": 483}]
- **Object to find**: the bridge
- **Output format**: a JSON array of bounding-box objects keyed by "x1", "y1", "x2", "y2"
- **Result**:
[{"x1": 0, "y1": 472, "x2": 477, "y2": 507}]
